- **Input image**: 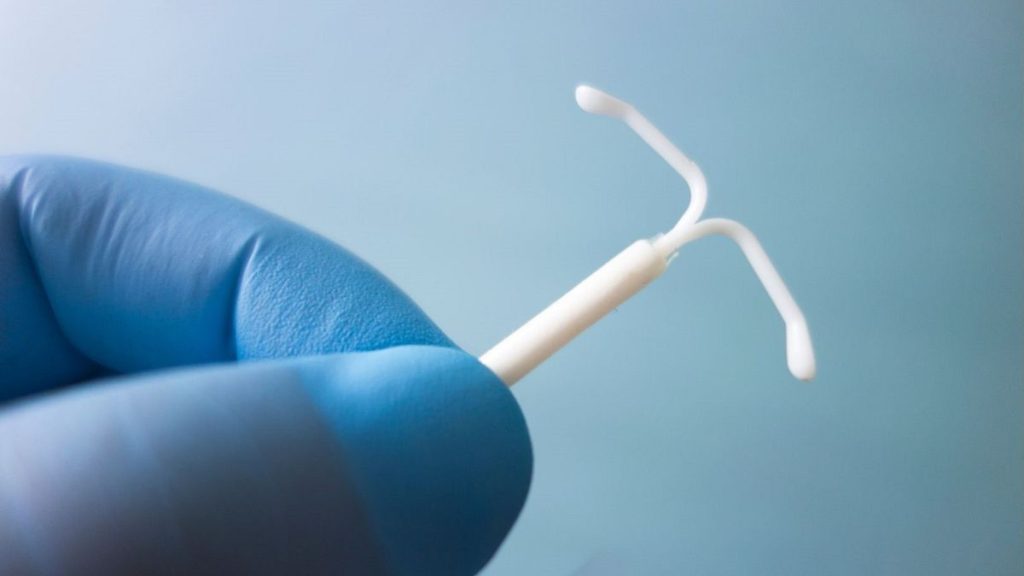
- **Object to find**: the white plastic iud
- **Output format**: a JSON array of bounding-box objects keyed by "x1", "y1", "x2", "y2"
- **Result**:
[{"x1": 479, "y1": 85, "x2": 816, "y2": 386}]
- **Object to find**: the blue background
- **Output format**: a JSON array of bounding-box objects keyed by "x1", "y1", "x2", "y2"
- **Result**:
[{"x1": 1, "y1": 1, "x2": 1020, "y2": 573}]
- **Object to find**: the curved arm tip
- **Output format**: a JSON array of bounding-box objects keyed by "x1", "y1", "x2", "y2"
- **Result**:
[
  {"x1": 786, "y1": 321, "x2": 817, "y2": 381},
  {"x1": 575, "y1": 85, "x2": 633, "y2": 119}
]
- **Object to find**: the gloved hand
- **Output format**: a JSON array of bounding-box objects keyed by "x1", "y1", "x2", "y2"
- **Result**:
[{"x1": 0, "y1": 156, "x2": 532, "y2": 575}]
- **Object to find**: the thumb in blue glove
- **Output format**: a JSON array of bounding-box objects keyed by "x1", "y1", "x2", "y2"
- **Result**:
[{"x1": 0, "y1": 156, "x2": 532, "y2": 575}]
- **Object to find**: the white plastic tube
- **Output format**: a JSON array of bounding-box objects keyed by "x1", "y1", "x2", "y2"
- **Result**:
[{"x1": 480, "y1": 240, "x2": 667, "y2": 386}]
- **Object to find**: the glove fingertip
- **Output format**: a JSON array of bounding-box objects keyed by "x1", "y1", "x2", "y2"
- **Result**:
[{"x1": 306, "y1": 346, "x2": 532, "y2": 575}]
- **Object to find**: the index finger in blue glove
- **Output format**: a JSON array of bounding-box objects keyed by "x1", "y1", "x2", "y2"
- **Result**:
[{"x1": 0, "y1": 155, "x2": 451, "y2": 399}]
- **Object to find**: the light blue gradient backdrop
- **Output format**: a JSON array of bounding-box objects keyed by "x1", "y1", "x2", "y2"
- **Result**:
[{"x1": 1, "y1": 1, "x2": 1021, "y2": 573}]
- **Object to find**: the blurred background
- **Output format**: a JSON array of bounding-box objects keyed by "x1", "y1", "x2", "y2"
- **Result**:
[{"x1": 1, "y1": 1, "x2": 1020, "y2": 573}]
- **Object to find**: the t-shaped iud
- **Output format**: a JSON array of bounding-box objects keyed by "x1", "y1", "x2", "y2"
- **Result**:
[{"x1": 480, "y1": 85, "x2": 817, "y2": 386}]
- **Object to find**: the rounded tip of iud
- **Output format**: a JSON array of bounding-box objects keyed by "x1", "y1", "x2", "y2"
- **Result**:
[
  {"x1": 575, "y1": 85, "x2": 632, "y2": 119},
  {"x1": 786, "y1": 321, "x2": 817, "y2": 381}
]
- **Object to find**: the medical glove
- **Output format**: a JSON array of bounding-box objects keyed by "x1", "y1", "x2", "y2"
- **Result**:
[{"x1": 0, "y1": 155, "x2": 532, "y2": 575}]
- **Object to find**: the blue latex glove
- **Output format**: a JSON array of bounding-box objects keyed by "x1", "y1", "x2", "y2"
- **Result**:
[{"x1": 0, "y1": 156, "x2": 532, "y2": 575}]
